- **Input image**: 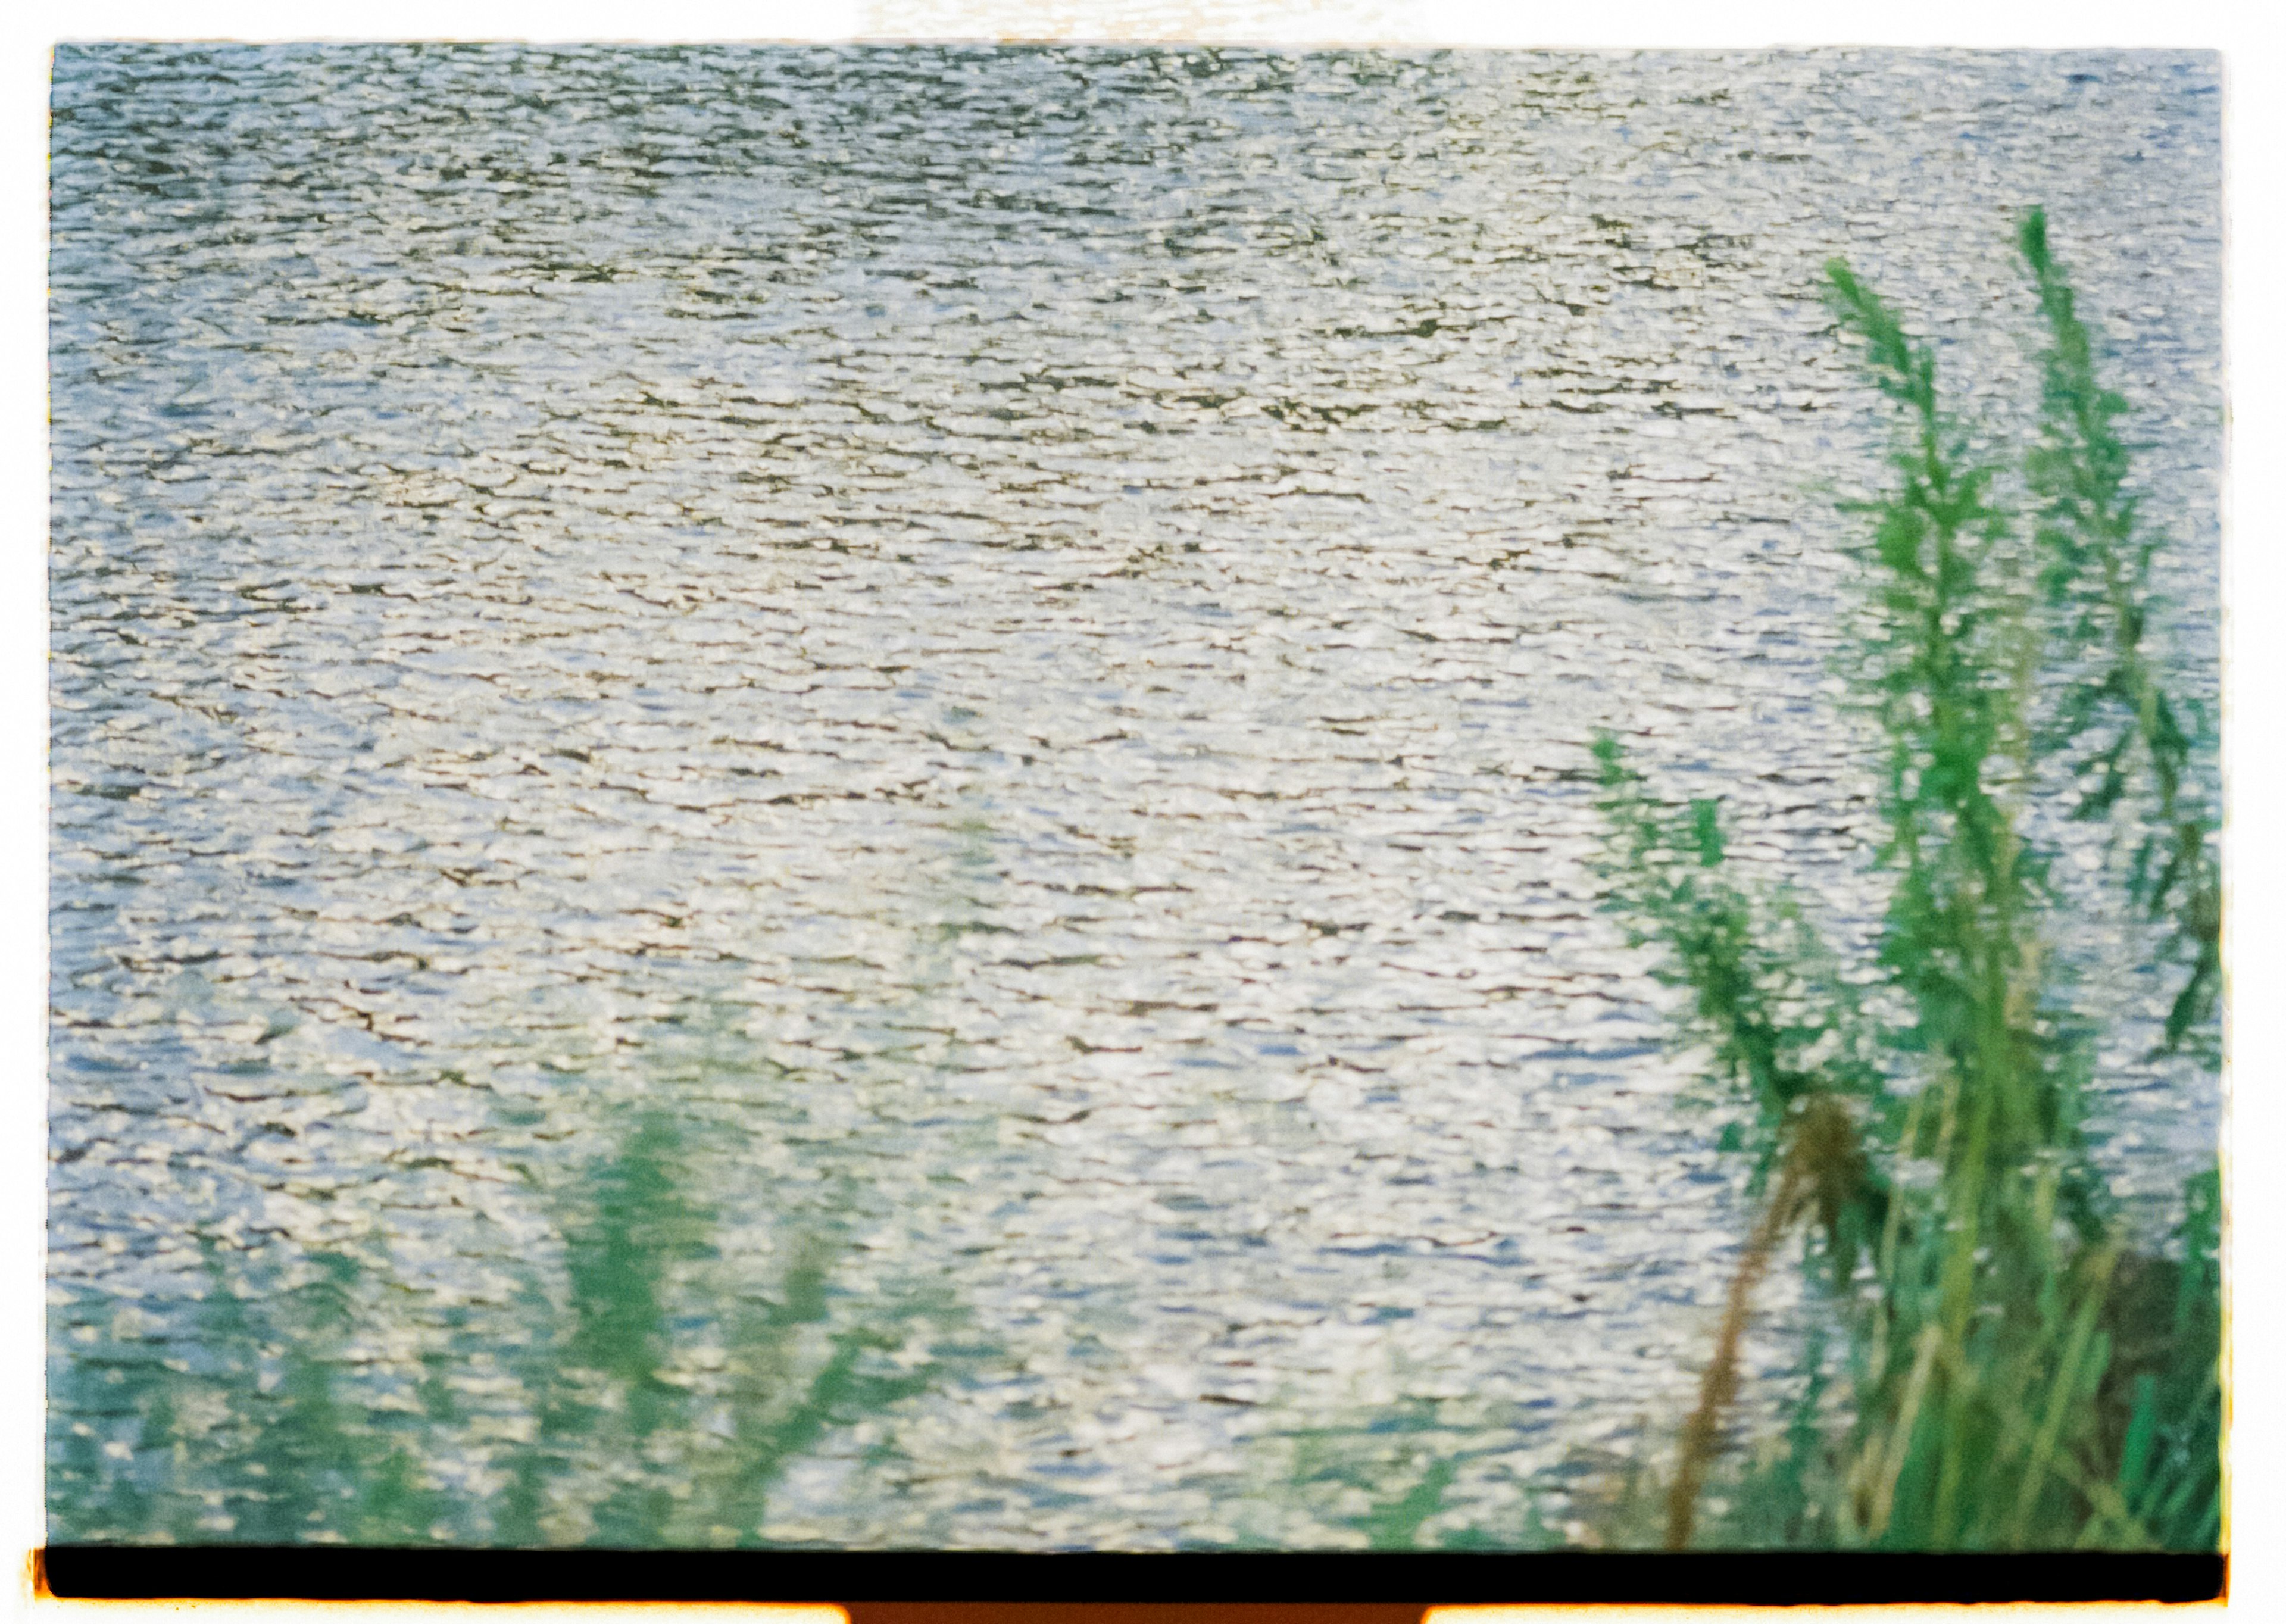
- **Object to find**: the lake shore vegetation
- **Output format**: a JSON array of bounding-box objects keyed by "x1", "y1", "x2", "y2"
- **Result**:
[{"x1": 1590, "y1": 208, "x2": 2223, "y2": 1551}]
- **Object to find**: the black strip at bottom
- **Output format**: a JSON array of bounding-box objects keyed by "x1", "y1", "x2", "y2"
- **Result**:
[{"x1": 38, "y1": 1547, "x2": 2226, "y2": 1606}]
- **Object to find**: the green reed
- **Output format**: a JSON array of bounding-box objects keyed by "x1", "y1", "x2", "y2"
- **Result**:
[
  {"x1": 1240, "y1": 1394, "x2": 1566, "y2": 1552},
  {"x1": 49, "y1": 1107, "x2": 946, "y2": 1547},
  {"x1": 1592, "y1": 210, "x2": 2222, "y2": 1551}
]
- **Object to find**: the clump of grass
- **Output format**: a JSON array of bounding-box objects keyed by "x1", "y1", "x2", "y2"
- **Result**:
[
  {"x1": 1239, "y1": 1394, "x2": 1566, "y2": 1551},
  {"x1": 1593, "y1": 209, "x2": 2221, "y2": 1551},
  {"x1": 48, "y1": 1108, "x2": 949, "y2": 1547}
]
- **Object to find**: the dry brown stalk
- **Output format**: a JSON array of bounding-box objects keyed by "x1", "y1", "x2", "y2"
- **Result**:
[{"x1": 1664, "y1": 1094, "x2": 1856, "y2": 1549}]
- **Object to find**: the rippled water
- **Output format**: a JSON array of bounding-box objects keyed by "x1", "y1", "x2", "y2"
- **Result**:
[{"x1": 48, "y1": 44, "x2": 2221, "y2": 1549}]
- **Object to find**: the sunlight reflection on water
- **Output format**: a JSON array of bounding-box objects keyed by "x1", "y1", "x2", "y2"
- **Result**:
[{"x1": 48, "y1": 43, "x2": 2220, "y2": 1548}]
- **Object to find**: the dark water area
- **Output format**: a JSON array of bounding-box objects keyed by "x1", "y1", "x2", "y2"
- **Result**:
[{"x1": 48, "y1": 44, "x2": 2221, "y2": 1548}]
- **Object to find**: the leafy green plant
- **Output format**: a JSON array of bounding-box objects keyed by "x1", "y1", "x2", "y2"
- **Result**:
[
  {"x1": 1592, "y1": 210, "x2": 2222, "y2": 1551},
  {"x1": 1240, "y1": 1394, "x2": 1563, "y2": 1551},
  {"x1": 49, "y1": 1108, "x2": 948, "y2": 1547}
]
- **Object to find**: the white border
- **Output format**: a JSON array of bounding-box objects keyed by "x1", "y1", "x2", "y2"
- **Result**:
[{"x1": 8, "y1": 5, "x2": 2278, "y2": 1621}]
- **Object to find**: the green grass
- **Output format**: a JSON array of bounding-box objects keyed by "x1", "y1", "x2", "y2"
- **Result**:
[
  {"x1": 48, "y1": 1105, "x2": 951, "y2": 1547},
  {"x1": 1231, "y1": 1394, "x2": 1567, "y2": 1551},
  {"x1": 1590, "y1": 208, "x2": 2221, "y2": 1551}
]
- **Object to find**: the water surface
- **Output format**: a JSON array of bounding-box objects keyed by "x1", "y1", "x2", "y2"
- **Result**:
[{"x1": 49, "y1": 44, "x2": 2222, "y2": 1548}]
